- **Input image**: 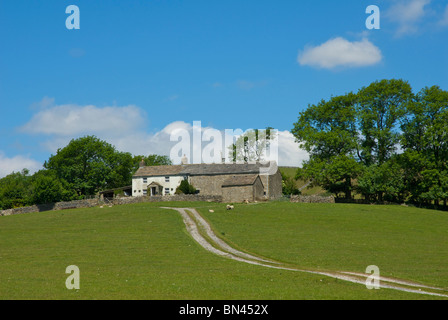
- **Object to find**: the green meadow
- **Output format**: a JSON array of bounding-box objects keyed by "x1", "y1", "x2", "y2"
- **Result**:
[{"x1": 0, "y1": 201, "x2": 447, "y2": 300}]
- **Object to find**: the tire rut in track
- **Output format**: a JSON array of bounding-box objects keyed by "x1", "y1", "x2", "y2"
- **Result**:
[{"x1": 161, "y1": 207, "x2": 448, "y2": 298}]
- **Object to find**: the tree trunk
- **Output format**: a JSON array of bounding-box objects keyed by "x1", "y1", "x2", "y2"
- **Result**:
[
  {"x1": 365, "y1": 194, "x2": 370, "y2": 203},
  {"x1": 345, "y1": 177, "x2": 352, "y2": 200}
]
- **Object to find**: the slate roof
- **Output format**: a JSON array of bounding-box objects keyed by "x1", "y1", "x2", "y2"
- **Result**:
[
  {"x1": 148, "y1": 181, "x2": 163, "y2": 187},
  {"x1": 180, "y1": 163, "x2": 268, "y2": 176},
  {"x1": 133, "y1": 162, "x2": 277, "y2": 177},
  {"x1": 133, "y1": 165, "x2": 184, "y2": 177},
  {"x1": 221, "y1": 174, "x2": 261, "y2": 187}
]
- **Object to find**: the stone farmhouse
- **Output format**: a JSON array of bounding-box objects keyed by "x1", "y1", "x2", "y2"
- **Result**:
[{"x1": 132, "y1": 158, "x2": 282, "y2": 203}]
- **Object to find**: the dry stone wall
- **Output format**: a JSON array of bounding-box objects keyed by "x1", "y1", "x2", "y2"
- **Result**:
[
  {"x1": 0, "y1": 199, "x2": 99, "y2": 217},
  {"x1": 290, "y1": 195, "x2": 335, "y2": 203},
  {"x1": 0, "y1": 195, "x2": 223, "y2": 217},
  {"x1": 113, "y1": 194, "x2": 222, "y2": 205}
]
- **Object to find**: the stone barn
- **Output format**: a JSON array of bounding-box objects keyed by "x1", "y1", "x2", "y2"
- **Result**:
[
  {"x1": 221, "y1": 174, "x2": 265, "y2": 203},
  {"x1": 132, "y1": 160, "x2": 282, "y2": 202}
]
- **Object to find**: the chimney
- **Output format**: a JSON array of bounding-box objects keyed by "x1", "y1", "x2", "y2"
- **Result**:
[
  {"x1": 181, "y1": 154, "x2": 188, "y2": 165},
  {"x1": 139, "y1": 157, "x2": 145, "y2": 168}
]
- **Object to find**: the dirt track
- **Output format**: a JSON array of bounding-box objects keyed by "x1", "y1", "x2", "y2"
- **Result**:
[{"x1": 162, "y1": 207, "x2": 448, "y2": 298}]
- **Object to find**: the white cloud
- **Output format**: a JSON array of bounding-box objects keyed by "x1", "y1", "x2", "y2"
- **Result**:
[
  {"x1": 386, "y1": 0, "x2": 431, "y2": 35},
  {"x1": 0, "y1": 153, "x2": 42, "y2": 178},
  {"x1": 20, "y1": 104, "x2": 146, "y2": 137},
  {"x1": 20, "y1": 101, "x2": 309, "y2": 168},
  {"x1": 440, "y1": 5, "x2": 448, "y2": 26},
  {"x1": 30, "y1": 96, "x2": 55, "y2": 110},
  {"x1": 298, "y1": 37, "x2": 382, "y2": 69},
  {"x1": 236, "y1": 80, "x2": 268, "y2": 90},
  {"x1": 276, "y1": 131, "x2": 309, "y2": 167},
  {"x1": 1, "y1": 126, "x2": 307, "y2": 179},
  {"x1": 162, "y1": 121, "x2": 193, "y2": 135},
  {"x1": 57, "y1": 121, "x2": 308, "y2": 167}
]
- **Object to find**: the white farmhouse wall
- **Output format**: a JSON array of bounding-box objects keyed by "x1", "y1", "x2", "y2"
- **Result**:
[{"x1": 132, "y1": 176, "x2": 185, "y2": 197}]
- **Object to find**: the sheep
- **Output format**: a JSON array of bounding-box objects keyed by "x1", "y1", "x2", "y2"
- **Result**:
[{"x1": 226, "y1": 205, "x2": 234, "y2": 210}]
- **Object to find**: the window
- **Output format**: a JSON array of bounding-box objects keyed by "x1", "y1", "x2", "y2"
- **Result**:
[
  {"x1": 143, "y1": 189, "x2": 147, "y2": 195},
  {"x1": 165, "y1": 188, "x2": 170, "y2": 195},
  {"x1": 143, "y1": 178, "x2": 147, "y2": 183},
  {"x1": 165, "y1": 176, "x2": 170, "y2": 182}
]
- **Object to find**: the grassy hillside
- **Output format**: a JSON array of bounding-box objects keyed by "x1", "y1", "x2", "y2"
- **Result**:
[
  {"x1": 1, "y1": 201, "x2": 447, "y2": 300},
  {"x1": 202, "y1": 202, "x2": 448, "y2": 289},
  {"x1": 279, "y1": 166, "x2": 327, "y2": 196}
]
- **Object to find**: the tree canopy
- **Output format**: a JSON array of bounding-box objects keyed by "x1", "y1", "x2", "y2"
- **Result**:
[
  {"x1": 292, "y1": 79, "x2": 448, "y2": 207},
  {"x1": 0, "y1": 135, "x2": 173, "y2": 209},
  {"x1": 132, "y1": 154, "x2": 172, "y2": 172},
  {"x1": 44, "y1": 136, "x2": 134, "y2": 196},
  {"x1": 229, "y1": 128, "x2": 276, "y2": 163}
]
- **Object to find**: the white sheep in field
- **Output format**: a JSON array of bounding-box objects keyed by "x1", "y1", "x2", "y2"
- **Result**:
[{"x1": 226, "y1": 205, "x2": 234, "y2": 210}]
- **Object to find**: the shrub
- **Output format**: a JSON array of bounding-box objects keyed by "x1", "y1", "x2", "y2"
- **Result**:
[
  {"x1": 281, "y1": 172, "x2": 301, "y2": 195},
  {"x1": 175, "y1": 180, "x2": 197, "y2": 195}
]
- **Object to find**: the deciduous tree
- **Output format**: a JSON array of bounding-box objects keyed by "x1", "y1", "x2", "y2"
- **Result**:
[{"x1": 44, "y1": 136, "x2": 134, "y2": 196}]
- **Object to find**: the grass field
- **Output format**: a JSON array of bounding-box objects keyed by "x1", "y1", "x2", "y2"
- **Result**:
[{"x1": 1, "y1": 201, "x2": 447, "y2": 300}]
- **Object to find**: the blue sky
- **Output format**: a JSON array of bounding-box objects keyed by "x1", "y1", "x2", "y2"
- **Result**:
[{"x1": 1, "y1": 0, "x2": 448, "y2": 176}]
